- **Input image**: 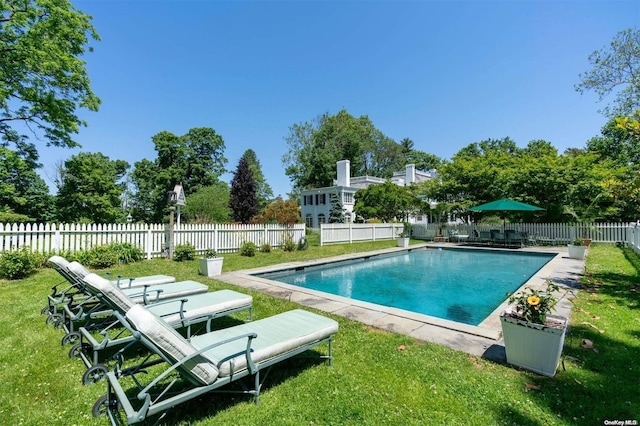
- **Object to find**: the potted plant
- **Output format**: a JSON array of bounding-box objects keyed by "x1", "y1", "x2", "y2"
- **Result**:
[
  {"x1": 567, "y1": 238, "x2": 587, "y2": 260},
  {"x1": 198, "y1": 249, "x2": 224, "y2": 277},
  {"x1": 397, "y1": 222, "x2": 411, "y2": 247},
  {"x1": 500, "y1": 281, "x2": 568, "y2": 377}
]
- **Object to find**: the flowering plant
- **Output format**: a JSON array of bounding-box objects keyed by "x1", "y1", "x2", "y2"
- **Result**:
[{"x1": 507, "y1": 280, "x2": 561, "y2": 325}]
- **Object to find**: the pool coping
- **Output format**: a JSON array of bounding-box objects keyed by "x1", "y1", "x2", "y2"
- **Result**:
[{"x1": 215, "y1": 242, "x2": 583, "y2": 359}]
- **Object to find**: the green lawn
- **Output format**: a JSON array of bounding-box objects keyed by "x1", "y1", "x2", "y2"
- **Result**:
[{"x1": 0, "y1": 242, "x2": 638, "y2": 425}]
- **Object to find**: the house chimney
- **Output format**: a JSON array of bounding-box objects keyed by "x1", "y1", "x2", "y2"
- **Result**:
[
  {"x1": 337, "y1": 160, "x2": 350, "y2": 187},
  {"x1": 405, "y1": 164, "x2": 416, "y2": 185}
]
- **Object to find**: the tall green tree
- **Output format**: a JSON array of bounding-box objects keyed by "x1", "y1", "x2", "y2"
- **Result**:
[
  {"x1": 282, "y1": 109, "x2": 402, "y2": 192},
  {"x1": 353, "y1": 181, "x2": 417, "y2": 223},
  {"x1": 575, "y1": 28, "x2": 640, "y2": 118},
  {"x1": 586, "y1": 118, "x2": 639, "y2": 166},
  {"x1": 0, "y1": 146, "x2": 55, "y2": 222},
  {"x1": 400, "y1": 137, "x2": 414, "y2": 153},
  {"x1": 328, "y1": 192, "x2": 346, "y2": 223},
  {"x1": 129, "y1": 127, "x2": 227, "y2": 223},
  {"x1": 129, "y1": 158, "x2": 160, "y2": 223},
  {"x1": 405, "y1": 150, "x2": 443, "y2": 172},
  {"x1": 183, "y1": 182, "x2": 231, "y2": 223},
  {"x1": 229, "y1": 157, "x2": 258, "y2": 224},
  {"x1": 1, "y1": 0, "x2": 100, "y2": 156},
  {"x1": 398, "y1": 137, "x2": 442, "y2": 172},
  {"x1": 241, "y1": 149, "x2": 273, "y2": 210},
  {"x1": 420, "y1": 136, "x2": 635, "y2": 223},
  {"x1": 55, "y1": 152, "x2": 129, "y2": 223}
]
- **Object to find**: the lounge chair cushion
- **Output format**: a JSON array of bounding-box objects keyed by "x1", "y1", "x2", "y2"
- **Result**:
[
  {"x1": 66, "y1": 261, "x2": 175, "y2": 288},
  {"x1": 110, "y1": 274, "x2": 176, "y2": 287},
  {"x1": 190, "y1": 309, "x2": 339, "y2": 377},
  {"x1": 126, "y1": 304, "x2": 219, "y2": 385},
  {"x1": 83, "y1": 273, "x2": 135, "y2": 312},
  {"x1": 49, "y1": 255, "x2": 71, "y2": 270},
  {"x1": 149, "y1": 290, "x2": 252, "y2": 325},
  {"x1": 67, "y1": 261, "x2": 92, "y2": 278},
  {"x1": 121, "y1": 281, "x2": 209, "y2": 302}
]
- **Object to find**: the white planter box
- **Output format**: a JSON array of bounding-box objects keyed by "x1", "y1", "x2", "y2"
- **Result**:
[
  {"x1": 567, "y1": 244, "x2": 587, "y2": 260},
  {"x1": 500, "y1": 312, "x2": 567, "y2": 377},
  {"x1": 397, "y1": 237, "x2": 410, "y2": 248},
  {"x1": 198, "y1": 257, "x2": 224, "y2": 277}
]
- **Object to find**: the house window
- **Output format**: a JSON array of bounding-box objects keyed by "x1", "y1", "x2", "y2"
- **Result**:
[
  {"x1": 304, "y1": 195, "x2": 313, "y2": 205},
  {"x1": 343, "y1": 193, "x2": 353, "y2": 204},
  {"x1": 318, "y1": 214, "x2": 326, "y2": 225},
  {"x1": 305, "y1": 214, "x2": 313, "y2": 228},
  {"x1": 319, "y1": 194, "x2": 326, "y2": 204}
]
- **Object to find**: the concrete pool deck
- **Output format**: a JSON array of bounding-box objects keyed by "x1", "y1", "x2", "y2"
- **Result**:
[{"x1": 215, "y1": 243, "x2": 583, "y2": 363}]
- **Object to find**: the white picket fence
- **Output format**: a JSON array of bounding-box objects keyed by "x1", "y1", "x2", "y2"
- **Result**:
[
  {"x1": 322, "y1": 222, "x2": 635, "y2": 246},
  {"x1": 626, "y1": 224, "x2": 640, "y2": 253},
  {"x1": 0, "y1": 223, "x2": 306, "y2": 259},
  {"x1": 320, "y1": 223, "x2": 405, "y2": 245},
  {"x1": 412, "y1": 222, "x2": 633, "y2": 244},
  {"x1": 2, "y1": 221, "x2": 637, "y2": 257}
]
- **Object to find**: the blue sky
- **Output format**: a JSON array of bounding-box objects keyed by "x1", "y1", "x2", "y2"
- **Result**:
[{"x1": 36, "y1": 0, "x2": 639, "y2": 198}]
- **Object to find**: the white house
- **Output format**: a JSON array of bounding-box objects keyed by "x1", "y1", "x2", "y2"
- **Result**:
[{"x1": 300, "y1": 160, "x2": 436, "y2": 228}]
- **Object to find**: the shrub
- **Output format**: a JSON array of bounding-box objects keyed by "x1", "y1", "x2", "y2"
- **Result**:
[
  {"x1": 109, "y1": 242, "x2": 144, "y2": 264},
  {"x1": 82, "y1": 246, "x2": 119, "y2": 269},
  {"x1": 260, "y1": 243, "x2": 272, "y2": 253},
  {"x1": 202, "y1": 248, "x2": 217, "y2": 258},
  {"x1": 174, "y1": 243, "x2": 196, "y2": 262},
  {"x1": 0, "y1": 247, "x2": 40, "y2": 279},
  {"x1": 240, "y1": 241, "x2": 256, "y2": 257},
  {"x1": 282, "y1": 234, "x2": 296, "y2": 252}
]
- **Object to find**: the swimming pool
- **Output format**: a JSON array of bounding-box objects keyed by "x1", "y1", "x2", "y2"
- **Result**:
[{"x1": 256, "y1": 248, "x2": 555, "y2": 326}]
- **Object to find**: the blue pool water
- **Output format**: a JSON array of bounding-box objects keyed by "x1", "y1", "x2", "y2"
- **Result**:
[{"x1": 257, "y1": 248, "x2": 554, "y2": 326}]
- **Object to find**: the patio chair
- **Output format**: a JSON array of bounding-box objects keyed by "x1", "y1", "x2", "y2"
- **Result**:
[
  {"x1": 491, "y1": 230, "x2": 506, "y2": 246},
  {"x1": 44, "y1": 256, "x2": 176, "y2": 320},
  {"x1": 505, "y1": 230, "x2": 524, "y2": 248},
  {"x1": 478, "y1": 230, "x2": 492, "y2": 245},
  {"x1": 48, "y1": 255, "x2": 175, "y2": 289},
  {"x1": 448, "y1": 229, "x2": 469, "y2": 244},
  {"x1": 70, "y1": 273, "x2": 253, "y2": 383},
  {"x1": 46, "y1": 257, "x2": 208, "y2": 335},
  {"x1": 93, "y1": 304, "x2": 338, "y2": 425}
]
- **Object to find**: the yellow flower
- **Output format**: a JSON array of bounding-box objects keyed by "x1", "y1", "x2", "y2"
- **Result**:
[{"x1": 527, "y1": 296, "x2": 540, "y2": 306}]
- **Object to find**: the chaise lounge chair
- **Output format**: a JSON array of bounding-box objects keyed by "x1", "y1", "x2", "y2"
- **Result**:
[
  {"x1": 46, "y1": 256, "x2": 209, "y2": 336},
  {"x1": 71, "y1": 273, "x2": 253, "y2": 383},
  {"x1": 45, "y1": 256, "x2": 176, "y2": 320},
  {"x1": 448, "y1": 229, "x2": 470, "y2": 244},
  {"x1": 93, "y1": 304, "x2": 338, "y2": 425}
]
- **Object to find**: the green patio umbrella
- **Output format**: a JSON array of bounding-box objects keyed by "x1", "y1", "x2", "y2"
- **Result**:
[
  {"x1": 469, "y1": 198, "x2": 544, "y2": 213},
  {"x1": 469, "y1": 198, "x2": 544, "y2": 234}
]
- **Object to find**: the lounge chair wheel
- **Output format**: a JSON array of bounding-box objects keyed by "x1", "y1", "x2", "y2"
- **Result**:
[
  {"x1": 45, "y1": 313, "x2": 62, "y2": 326},
  {"x1": 92, "y1": 395, "x2": 109, "y2": 417},
  {"x1": 69, "y1": 342, "x2": 92, "y2": 359},
  {"x1": 83, "y1": 364, "x2": 108, "y2": 385},
  {"x1": 41, "y1": 306, "x2": 50, "y2": 315},
  {"x1": 61, "y1": 332, "x2": 81, "y2": 346}
]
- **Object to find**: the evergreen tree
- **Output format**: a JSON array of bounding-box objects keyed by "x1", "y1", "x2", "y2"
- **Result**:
[
  {"x1": 241, "y1": 149, "x2": 274, "y2": 210},
  {"x1": 328, "y1": 192, "x2": 346, "y2": 223},
  {"x1": 229, "y1": 158, "x2": 258, "y2": 223}
]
